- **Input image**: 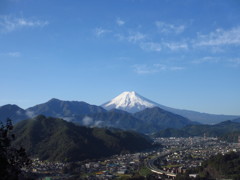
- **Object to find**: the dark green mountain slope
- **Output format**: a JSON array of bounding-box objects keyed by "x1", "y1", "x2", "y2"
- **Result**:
[
  {"x1": 75, "y1": 107, "x2": 196, "y2": 133},
  {"x1": 232, "y1": 117, "x2": 240, "y2": 123},
  {"x1": 134, "y1": 107, "x2": 196, "y2": 130},
  {"x1": 76, "y1": 109, "x2": 141, "y2": 131},
  {"x1": 0, "y1": 104, "x2": 28, "y2": 123},
  {"x1": 154, "y1": 120, "x2": 240, "y2": 139},
  {"x1": 12, "y1": 115, "x2": 152, "y2": 162},
  {"x1": 197, "y1": 152, "x2": 240, "y2": 179},
  {"x1": 1, "y1": 102, "x2": 200, "y2": 134},
  {"x1": 220, "y1": 131, "x2": 240, "y2": 143}
]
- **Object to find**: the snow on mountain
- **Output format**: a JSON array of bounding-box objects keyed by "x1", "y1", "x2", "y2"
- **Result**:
[
  {"x1": 101, "y1": 91, "x2": 158, "y2": 113},
  {"x1": 101, "y1": 91, "x2": 239, "y2": 124}
]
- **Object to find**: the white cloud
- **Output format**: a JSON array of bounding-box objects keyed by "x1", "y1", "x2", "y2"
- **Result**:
[
  {"x1": 153, "y1": 64, "x2": 167, "y2": 71},
  {"x1": 133, "y1": 64, "x2": 158, "y2": 74},
  {"x1": 228, "y1": 58, "x2": 240, "y2": 67},
  {"x1": 154, "y1": 64, "x2": 185, "y2": 71},
  {"x1": 115, "y1": 32, "x2": 146, "y2": 43},
  {"x1": 127, "y1": 32, "x2": 146, "y2": 43},
  {"x1": 140, "y1": 42, "x2": 162, "y2": 52},
  {"x1": 195, "y1": 26, "x2": 240, "y2": 47},
  {"x1": 170, "y1": 66, "x2": 185, "y2": 71},
  {"x1": 82, "y1": 116, "x2": 93, "y2": 126},
  {"x1": 155, "y1": 21, "x2": 185, "y2": 34},
  {"x1": 133, "y1": 64, "x2": 184, "y2": 74},
  {"x1": 0, "y1": 51, "x2": 21, "y2": 57},
  {"x1": 94, "y1": 120, "x2": 104, "y2": 127},
  {"x1": 94, "y1": 27, "x2": 111, "y2": 37},
  {"x1": 16, "y1": 110, "x2": 22, "y2": 115},
  {"x1": 192, "y1": 57, "x2": 240, "y2": 68},
  {"x1": 192, "y1": 56, "x2": 220, "y2": 64},
  {"x1": 7, "y1": 52, "x2": 21, "y2": 57},
  {"x1": 116, "y1": 18, "x2": 125, "y2": 26},
  {"x1": 140, "y1": 41, "x2": 188, "y2": 52},
  {"x1": 164, "y1": 42, "x2": 188, "y2": 51},
  {"x1": 25, "y1": 110, "x2": 36, "y2": 118},
  {"x1": 62, "y1": 117, "x2": 74, "y2": 122},
  {"x1": 0, "y1": 15, "x2": 49, "y2": 33}
]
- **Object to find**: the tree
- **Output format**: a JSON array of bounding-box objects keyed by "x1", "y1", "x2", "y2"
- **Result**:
[{"x1": 0, "y1": 118, "x2": 31, "y2": 180}]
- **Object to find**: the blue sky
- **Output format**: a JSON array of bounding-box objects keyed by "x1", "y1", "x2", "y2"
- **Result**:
[{"x1": 0, "y1": 0, "x2": 240, "y2": 115}]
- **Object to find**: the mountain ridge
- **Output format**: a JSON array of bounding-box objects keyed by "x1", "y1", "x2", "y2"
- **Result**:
[
  {"x1": 73, "y1": 106, "x2": 196, "y2": 133},
  {"x1": 12, "y1": 115, "x2": 153, "y2": 162},
  {"x1": 1, "y1": 92, "x2": 239, "y2": 126},
  {"x1": 0, "y1": 104, "x2": 29, "y2": 123},
  {"x1": 102, "y1": 91, "x2": 239, "y2": 124},
  {"x1": 102, "y1": 91, "x2": 157, "y2": 113},
  {"x1": 153, "y1": 120, "x2": 240, "y2": 139},
  {"x1": 134, "y1": 107, "x2": 198, "y2": 130}
]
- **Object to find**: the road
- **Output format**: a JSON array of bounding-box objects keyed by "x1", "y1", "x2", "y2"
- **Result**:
[{"x1": 146, "y1": 150, "x2": 177, "y2": 177}]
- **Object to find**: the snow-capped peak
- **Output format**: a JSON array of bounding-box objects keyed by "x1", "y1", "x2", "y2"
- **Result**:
[{"x1": 101, "y1": 91, "x2": 158, "y2": 113}]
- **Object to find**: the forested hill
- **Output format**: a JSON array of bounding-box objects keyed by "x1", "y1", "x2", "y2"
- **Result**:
[
  {"x1": 154, "y1": 120, "x2": 240, "y2": 141},
  {"x1": 197, "y1": 152, "x2": 240, "y2": 179},
  {"x1": 12, "y1": 115, "x2": 153, "y2": 162}
]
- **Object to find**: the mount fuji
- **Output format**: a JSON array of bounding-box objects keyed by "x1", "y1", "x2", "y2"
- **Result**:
[
  {"x1": 101, "y1": 91, "x2": 157, "y2": 113},
  {"x1": 102, "y1": 91, "x2": 239, "y2": 124}
]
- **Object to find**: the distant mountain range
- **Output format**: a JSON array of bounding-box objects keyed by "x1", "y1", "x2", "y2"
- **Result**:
[
  {"x1": 134, "y1": 107, "x2": 198, "y2": 130},
  {"x1": 12, "y1": 115, "x2": 153, "y2": 162},
  {"x1": 0, "y1": 98, "x2": 197, "y2": 133},
  {"x1": 102, "y1": 91, "x2": 239, "y2": 124},
  {"x1": 0, "y1": 91, "x2": 239, "y2": 133},
  {"x1": 232, "y1": 118, "x2": 240, "y2": 123},
  {"x1": 0, "y1": 104, "x2": 29, "y2": 123},
  {"x1": 74, "y1": 107, "x2": 196, "y2": 133},
  {"x1": 0, "y1": 98, "x2": 107, "y2": 124},
  {"x1": 153, "y1": 119, "x2": 240, "y2": 141},
  {"x1": 27, "y1": 98, "x2": 106, "y2": 121}
]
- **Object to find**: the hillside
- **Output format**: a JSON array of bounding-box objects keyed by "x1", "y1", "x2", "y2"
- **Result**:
[
  {"x1": 74, "y1": 107, "x2": 196, "y2": 133},
  {"x1": 154, "y1": 120, "x2": 240, "y2": 140},
  {"x1": 76, "y1": 109, "x2": 141, "y2": 131},
  {"x1": 197, "y1": 152, "x2": 240, "y2": 179},
  {"x1": 102, "y1": 91, "x2": 239, "y2": 124},
  {"x1": 134, "y1": 107, "x2": 196, "y2": 130},
  {"x1": 0, "y1": 104, "x2": 28, "y2": 123},
  {"x1": 232, "y1": 117, "x2": 240, "y2": 123},
  {"x1": 0, "y1": 100, "x2": 200, "y2": 134},
  {"x1": 12, "y1": 115, "x2": 153, "y2": 162},
  {"x1": 26, "y1": 98, "x2": 106, "y2": 120}
]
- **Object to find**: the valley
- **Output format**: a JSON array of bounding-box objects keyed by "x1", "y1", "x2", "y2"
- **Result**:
[
  {"x1": 22, "y1": 136, "x2": 240, "y2": 179},
  {"x1": 2, "y1": 0, "x2": 240, "y2": 179},
  {"x1": 1, "y1": 91, "x2": 240, "y2": 179}
]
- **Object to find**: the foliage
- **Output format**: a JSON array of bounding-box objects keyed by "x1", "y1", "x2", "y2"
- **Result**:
[
  {"x1": 220, "y1": 131, "x2": 240, "y2": 142},
  {"x1": 192, "y1": 152, "x2": 240, "y2": 180},
  {"x1": 0, "y1": 100, "x2": 200, "y2": 134},
  {"x1": 0, "y1": 118, "x2": 31, "y2": 180},
  {"x1": 203, "y1": 152, "x2": 240, "y2": 179},
  {"x1": 138, "y1": 167, "x2": 153, "y2": 177},
  {"x1": 0, "y1": 105, "x2": 28, "y2": 124},
  {"x1": 13, "y1": 115, "x2": 153, "y2": 162},
  {"x1": 80, "y1": 107, "x2": 197, "y2": 134},
  {"x1": 134, "y1": 107, "x2": 195, "y2": 133}
]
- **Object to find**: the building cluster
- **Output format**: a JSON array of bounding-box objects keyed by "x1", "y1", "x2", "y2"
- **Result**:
[
  {"x1": 29, "y1": 152, "x2": 151, "y2": 179},
  {"x1": 28, "y1": 137, "x2": 240, "y2": 179},
  {"x1": 28, "y1": 159, "x2": 67, "y2": 179},
  {"x1": 152, "y1": 137, "x2": 240, "y2": 179},
  {"x1": 75, "y1": 153, "x2": 148, "y2": 179}
]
